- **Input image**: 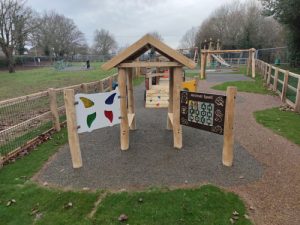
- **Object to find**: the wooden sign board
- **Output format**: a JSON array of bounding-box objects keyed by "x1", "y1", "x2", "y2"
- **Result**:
[{"x1": 180, "y1": 91, "x2": 226, "y2": 135}]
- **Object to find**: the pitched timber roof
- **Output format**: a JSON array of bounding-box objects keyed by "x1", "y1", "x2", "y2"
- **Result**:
[{"x1": 102, "y1": 34, "x2": 196, "y2": 70}]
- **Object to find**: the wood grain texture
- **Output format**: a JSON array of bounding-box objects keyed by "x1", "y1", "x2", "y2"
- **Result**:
[{"x1": 48, "y1": 88, "x2": 61, "y2": 131}]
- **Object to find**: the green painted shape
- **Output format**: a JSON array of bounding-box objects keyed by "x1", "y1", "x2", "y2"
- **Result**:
[{"x1": 87, "y1": 112, "x2": 96, "y2": 128}]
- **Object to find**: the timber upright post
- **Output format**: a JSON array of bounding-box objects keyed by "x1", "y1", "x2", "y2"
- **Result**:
[
  {"x1": 251, "y1": 48, "x2": 256, "y2": 78},
  {"x1": 127, "y1": 68, "x2": 136, "y2": 130},
  {"x1": 200, "y1": 51, "x2": 207, "y2": 79},
  {"x1": 295, "y1": 78, "x2": 300, "y2": 113},
  {"x1": 247, "y1": 49, "x2": 251, "y2": 76},
  {"x1": 48, "y1": 88, "x2": 61, "y2": 131},
  {"x1": 173, "y1": 67, "x2": 183, "y2": 149},
  {"x1": 167, "y1": 68, "x2": 174, "y2": 130},
  {"x1": 222, "y1": 86, "x2": 237, "y2": 167},
  {"x1": 118, "y1": 68, "x2": 129, "y2": 150},
  {"x1": 64, "y1": 89, "x2": 82, "y2": 168}
]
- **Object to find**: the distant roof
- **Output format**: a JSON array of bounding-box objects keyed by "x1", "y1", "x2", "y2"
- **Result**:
[{"x1": 102, "y1": 34, "x2": 196, "y2": 70}]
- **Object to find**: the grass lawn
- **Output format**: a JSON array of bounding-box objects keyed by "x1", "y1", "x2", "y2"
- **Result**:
[
  {"x1": 0, "y1": 62, "x2": 116, "y2": 101},
  {"x1": 212, "y1": 75, "x2": 273, "y2": 95},
  {"x1": 0, "y1": 127, "x2": 252, "y2": 224},
  {"x1": 254, "y1": 108, "x2": 300, "y2": 146}
]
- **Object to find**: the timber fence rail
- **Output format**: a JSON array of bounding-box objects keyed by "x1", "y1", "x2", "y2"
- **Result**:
[
  {"x1": 255, "y1": 59, "x2": 300, "y2": 112},
  {"x1": 0, "y1": 73, "x2": 118, "y2": 165}
]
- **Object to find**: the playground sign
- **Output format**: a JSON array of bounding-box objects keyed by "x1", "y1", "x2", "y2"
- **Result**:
[
  {"x1": 75, "y1": 88, "x2": 121, "y2": 133},
  {"x1": 180, "y1": 91, "x2": 226, "y2": 135}
]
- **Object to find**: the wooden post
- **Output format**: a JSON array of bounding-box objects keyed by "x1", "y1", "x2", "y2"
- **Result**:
[
  {"x1": 127, "y1": 68, "x2": 136, "y2": 130},
  {"x1": 173, "y1": 67, "x2": 183, "y2": 149},
  {"x1": 200, "y1": 52, "x2": 207, "y2": 79},
  {"x1": 48, "y1": 88, "x2": 61, "y2": 131},
  {"x1": 267, "y1": 65, "x2": 272, "y2": 86},
  {"x1": 99, "y1": 80, "x2": 104, "y2": 92},
  {"x1": 194, "y1": 76, "x2": 200, "y2": 92},
  {"x1": 295, "y1": 79, "x2": 300, "y2": 113},
  {"x1": 247, "y1": 50, "x2": 251, "y2": 76},
  {"x1": 167, "y1": 68, "x2": 174, "y2": 130},
  {"x1": 108, "y1": 77, "x2": 113, "y2": 91},
  {"x1": 64, "y1": 89, "x2": 82, "y2": 168},
  {"x1": 281, "y1": 70, "x2": 289, "y2": 102},
  {"x1": 251, "y1": 48, "x2": 256, "y2": 78},
  {"x1": 222, "y1": 86, "x2": 237, "y2": 167},
  {"x1": 118, "y1": 68, "x2": 129, "y2": 150},
  {"x1": 273, "y1": 67, "x2": 279, "y2": 91},
  {"x1": 82, "y1": 83, "x2": 88, "y2": 93}
]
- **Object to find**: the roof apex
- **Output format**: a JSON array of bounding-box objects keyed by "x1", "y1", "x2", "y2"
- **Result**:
[{"x1": 102, "y1": 34, "x2": 196, "y2": 70}]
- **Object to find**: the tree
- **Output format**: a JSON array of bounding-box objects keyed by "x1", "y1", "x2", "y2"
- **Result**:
[
  {"x1": 0, "y1": 0, "x2": 35, "y2": 73},
  {"x1": 260, "y1": 0, "x2": 300, "y2": 65},
  {"x1": 195, "y1": 0, "x2": 285, "y2": 50},
  {"x1": 179, "y1": 27, "x2": 197, "y2": 49},
  {"x1": 92, "y1": 29, "x2": 117, "y2": 55},
  {"x1": 35, "y1": 11, "x2": 87, "y2": 57}
]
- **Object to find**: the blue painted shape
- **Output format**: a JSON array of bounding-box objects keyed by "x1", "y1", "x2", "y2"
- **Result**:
[{"x1": 105, "y1": 93, "x2": 116, "y2": 105}]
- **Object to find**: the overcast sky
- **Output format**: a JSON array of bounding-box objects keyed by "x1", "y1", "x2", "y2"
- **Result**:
[{"x1": 26, "y1": 0, "x2": 238, "y2": 48}]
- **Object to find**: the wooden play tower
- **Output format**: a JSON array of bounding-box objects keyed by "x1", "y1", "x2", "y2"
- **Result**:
[{"x1": 102, "y1": 34, "x2": 196, "y2": 150}]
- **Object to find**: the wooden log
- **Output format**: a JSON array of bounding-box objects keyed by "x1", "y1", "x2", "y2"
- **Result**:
[
  {"x1": 99, "y1": 80, "x2": 104, "y2": 92},
  {"x1": 108, "y1": 76, "x2": 113, "y2": 91},
  {"x1": 295, "y1": 79, "x2": 300, "y2": 113},
  {"x1": 267, "y1": 64, "x2": 272, "y2": 86},
  {"x1": 82, "y1": 83, "x2": 88, "y2": 93},
  {"x1": 127, "y1": 68, "x2": 136, "y2": 130},
  {"x1": 167, "y1": 68, "x2": 174, "y2": 130},
  {"x1": 251, "y1": 48, "x2": 256, "y2": 78},
  {"x1": 273, "y1": 67, "x2": 279, "y2": 91},
  {"x1": 200, "y1": 52, "x2": 207, "y2": 79},
  {"x1": 118, "y1": 68, "x2": 129, "y2": 150},
  {"x1": 222, "y1": 86, "x2": 237, "y2": 167},
  {"x1": 64, "y1": 89, "x2": 82, "y2": 168},
  {"x1": 247, "y1": 50, "x2": 251, "y2": 76},
  {"x1": 48, "y1": 88, "x2": 61, "y2": 131},
  {"x1": 281, "y1": 70, "x2": 289, "y2": 102},
  {"x1": 119, "y1": 61, "x2": 182, "y2": 68},
  {"x1": 172, "y1": 67, "x2": 183, "y2": 149}
]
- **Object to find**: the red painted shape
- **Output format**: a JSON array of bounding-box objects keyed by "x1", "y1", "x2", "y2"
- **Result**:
[{"x1": 104, "y1": 110, "x2": 113, "y2": 123}]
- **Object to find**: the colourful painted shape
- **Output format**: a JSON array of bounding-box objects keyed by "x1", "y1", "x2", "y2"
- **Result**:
[
  {"x1": 104, "y1": 110, "x2": 113, "y2": 123},
  {"x1": 105, "y1": 93, "x2": 117, "y2": 105},
  {"x1": 80, "y1": 97, "x2": 94, "y2": 108},
  {"x1": 87, "y1": 112, "x2": 96, "y2": 128}
]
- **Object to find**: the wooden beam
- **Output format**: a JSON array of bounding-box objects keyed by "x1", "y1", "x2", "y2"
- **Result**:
[
  {"x1": 118, "y1": 68, "x2": 129, "y2": 150},
  {"x1": 267, "y1": 64, "x2": 272, "y2": 86},
  {"x1": 247, "y1": 50, "x2": 251, "y2": 76},
  {"x1": 128, "y1": 113, "x2": 135, "y2": 128},
  {"x1": 167, "y1": 68, "x2": 174, "y2": 130},
  {"x1": 251, "y1": 48, "x2": 256, "y2": 78},
  {"x1": 202, "y1": 49, "x2": 251, "y2": 54},
  {"x1": 119, "y1": 61, "x2": 182, "y2": 68},
  {"x1": 168, "y1": 113, "x2": 174, "y2": 126},
  {"x1": 222, "y1": 86, "x2": 237, "y2": 167},
  {"x1": 200, "y1": 52, "x2": 207, "y2": 79},
  {"x1": 172, "y1": 67, "x2": 183, "y2": 149},
  {"x1": 64, "y1": 89, "x2": 82, "y2": 168},
  {"x1": 281, "y1": 70, "x2": 289, "y2": 102},
  {"x1": 273, "y1": 67, "x2": 279, "y2": 91},
  {"x1": 48, "y1": 88, "x2": 61, "y2": 131},
  {"x1": 295, "y1": 78, "x2": 300, "y2": 113},
  {"x1": 127, "y1": 68, "x2": 136, "y2": 130}
]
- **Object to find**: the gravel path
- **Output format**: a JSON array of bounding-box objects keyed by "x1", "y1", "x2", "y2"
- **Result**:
[{"x1": 34, "y1": 74, "x2": 300, "y2": 225}]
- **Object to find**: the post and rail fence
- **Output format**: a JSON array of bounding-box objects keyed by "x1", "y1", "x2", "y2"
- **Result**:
[
  {"x1": 255, "y1": 59, "x2": 300, "y2": 113},
  {"x1": 0, "y1": 73, "x2": 118, "y2": 166}
]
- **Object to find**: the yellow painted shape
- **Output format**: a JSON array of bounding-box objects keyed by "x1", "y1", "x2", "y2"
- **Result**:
[
  {"x1": 79, "y1": 97, "x2": 94, "y2": 108},
  {"x1": 182, "y1": 80, "x2": 196, "y2": 92}
]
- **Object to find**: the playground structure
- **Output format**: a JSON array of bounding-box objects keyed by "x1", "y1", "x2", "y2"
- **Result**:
[
  {"x1": 200, "y1": 48, "x2": 256, "y2": 79},
  {"x1": 101, "y1": 34, "x2": 196, "y2": 150}
]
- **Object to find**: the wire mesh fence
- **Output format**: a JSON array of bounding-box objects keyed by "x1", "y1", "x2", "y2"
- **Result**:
[{"x1": 0, "y1": 73, "x2": 118, "y2": 163}]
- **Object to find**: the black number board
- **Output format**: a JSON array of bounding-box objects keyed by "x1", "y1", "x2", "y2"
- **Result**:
[{"x1": 180, "y1": 91, "x2": 226, "y2": 135}]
